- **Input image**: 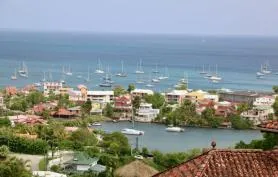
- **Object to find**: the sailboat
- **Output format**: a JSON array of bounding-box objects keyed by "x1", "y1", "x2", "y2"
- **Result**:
[
  {"x1": 209, "y1": 64, "x2": 222, "y2": 82},
  {"x1": 152, "y1": 64, "x2": 159, "y2": 74},
  {"x1": 121, "y1": 109, "x2": 144, "y2": 135},
  {"x1": 135, "y1": 59, "x2": 144, "y2": 74},
  {"x1": 261, "y1": 61, "x2": 271, "y2": 74},
  {"x1": 199, "y1": 65, "x2": 207, "y2": 74},
  {"x1": 146, "y1": 74, "x2": 154, "y2": 87},
  {"x1": 18, "y1": 61, "x2": 28, "y2": 78},
  {"x1": 11, "y1": 69, "x2": 17, "y2": 80},
  {"x1": 256, "y1": 65, "x2": 265, "y2": 78},
  {"x1": 158, "y1": 67, "x2": 169, "y2": 80},
  {"x1": 85, "y1": 67, "x2": 91, "y2": 82},
  {"x1": 204, "y1": 65, "x2": 212, "y2": 78},
  {"x1": 60, "y1": 66, "x2": 66, "y2": 84},
  {"x1": 41, "y1": 71, "x2": 46, "y2": 82},
  {"x1": 99, "y1": 67, "x2": 112, "y2": 87},
  {"x1": 95, "y1": 58, "x2": 105, "y2": 74},
  {"x1": 65, "y1": 65, "x2": 73, "y2": 76},
  {"x1": 116, "y1": 60, "x2": 127, "y2": 77}
]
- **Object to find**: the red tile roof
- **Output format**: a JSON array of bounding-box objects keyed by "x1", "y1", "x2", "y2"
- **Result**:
[
  {"x1": 52, "y1": 108, "x2": 75, "y2": 117},
  {"x1": 153, "y1": 149, "x2": 278, "y2": 177},
  {"x1": 258, "y1": 120, "x2": 278, "y2": 133}
]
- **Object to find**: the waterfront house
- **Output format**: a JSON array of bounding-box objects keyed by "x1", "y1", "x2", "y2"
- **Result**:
[
  {"x1": 196, "y1": 99, "x2": 215, "y2": 115},
  {"x1": 43, "y1": 82, "x2": 63, "y2": 96},
  {"x1": 186, "y1": 90, "x2": 208, "y2": 103},
  {"x1": 8, "y1": 115, "x2": 46, "y2": 125},
  {"x1": 64, "y1": 152, "x2": 106, "y2": 173},
  {"x1": 218, "y1": 90, "x2": 272, "y2": 104},
  {"x1": 204, "y1": 94, "x2": 219, "y2": 102},
  {"x1": 90, "y1": 101, "x2": 103, "y2": 115},
  {"x1": 165, "y1": 90, "x2": 188, "y2": 105},
  {"x1": 67, "y1": 106, "x2": 81, "y2": 115},
  {"x1": 131, "y1": 89, "x2": 154, "y2": 98},
  {"x1": 153, "y1": 146, "x2": 278, "y2": 177},
  {"x1": 68, "y1": 85, "x2": 88, "y2": 102},
  {"x1": 51, "y1": 108, "x2": 76, "y2": 118},
  {"x1": 114, "y1": 95, "x2": 132, "y2": 120},
  {"x1": 253, "y1": 96, "x2": 275, "y2": 107},
  {"x1": 135, "y1": 103, "x2": 160, "y2": 122},
  {"x1": 240, "y1": 105, "x2": 273, "y2": 125},
  {"x1": 32, "y1": 101, "x2": 57, "y2": 114},
  {"x1": 87, "y1": 90, "x2": 114, "y2": 103}
]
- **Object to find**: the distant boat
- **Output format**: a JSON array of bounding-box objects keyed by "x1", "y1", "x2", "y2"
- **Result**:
[
  {"x1": 18, "y1": 61, "x2": 28, "y2": 78},
  {"x1": 60, "y1": 66, "x2": 66, "y2": 84},
  {"x1": 152, "y1": 63, "x2": 159, "y2": 74},
  {"x1": 261, "y1": 61, "x2": 271, "y2": 74},
  {"x1": 146, "y1": 74, "x2": 154, "y2": 87},
  {"x1": 180, "y1": 72, "x2": 188, "y2": 84},
  {"x1": 65, "y1": 65, "x2": 73, "y2": 76},
  {"x1": 121, "y1": 128, "x2": 144, "y2": 135},
  {"x1": 33, "y1": 82, "x2": 42, "y2": 87},
  {"x1": 89, "y1": 122, "x2": 102, "y2": 126},
  {"x1": 151, "y1": 78, "x2": 160, "y2": 83},
  {"x1": 135, "y1": 59, "x2": 144, "y2": 74},
  {"x1": 204, "y1": 65, "x2": 212, "y2": 78},
  {"x1": 85, "y1": 67, "x2": 91, "y2": 82},
  {"x1": 95, "y1": 58, "x2": 105, "y2": 74},
  {"x1": 99, "y1": 67, "x2": 112, "y2": 87},
  {"x1": 209, "y1": 64, "x2": 222, "y2": 82},
  {"x1": 158, "y1": 67, "x2": 169, "y2": 80},
  {"x1": 116, "y1": 60, "x2": 127, "y2": 77},
  {"x1": 166, "y1": 126, "x2": 184, "y2": 132},
  {"x1": 11, "y1": 69, "x2": 17, "y2": 80},
  {"x1": 199, "y1": 64, "x2": 207, "y2": 74},
  {"x1": 41, "y1": 71, "x2": 46, "y2": 82}
]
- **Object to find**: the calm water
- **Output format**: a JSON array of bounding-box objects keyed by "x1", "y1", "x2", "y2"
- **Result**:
[
  {"x1": 1, "y1": 31, "x2": 278, "y2": 91},
  {"x1": 95, "y1": 122, "x2": 262, "y2": 152}
]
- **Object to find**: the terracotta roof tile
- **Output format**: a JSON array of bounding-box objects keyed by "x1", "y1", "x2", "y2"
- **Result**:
[
  {"x1": 258, "y1": 120, "x2": 278, "y2": 133},
  {"x1": 153, "y1": 149, "x2": 278, "y2": 177}
]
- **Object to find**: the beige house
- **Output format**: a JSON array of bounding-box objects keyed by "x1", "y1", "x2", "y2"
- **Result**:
[{"x1": 241, "y1": 106, "x2": 274, "y2": 125}]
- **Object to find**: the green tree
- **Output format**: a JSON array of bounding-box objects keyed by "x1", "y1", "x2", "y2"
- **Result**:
[
  {"x1": 144, "y1": 93, "x2": 165, "y2": 109},
  {"x1": 127, "y1": 84, "x2": 135, "y2": 93},
  {"x1": 175, "y1": 83, "x2": 187, "y2": 90},
  {"x1": 101, "y1": 132, "x2": 130, "y2": 156},
  {"x1": 0, "y1": 145, "x2": 9, "y2": 159},
  {"x1": 237, "y1": 103, "x2": 251, "y2": 114},
  {"x1": 132, "y1": 96, "x2": 141, "y2": 110},
  {"x1": 0, "y1": 156, "x2": 32, "y2": 177},
  {"x1": 81, "y1": 99, "x2": 92, "y2": 115},
  {"x1": 230, "y1": 115, "x2": 252, "y2": 129},
  {"x1": 272, "y1": 97, "x2": 278, "y2": 116},
  {"x1": 0, "y1": 117, "x2": 11, "y2": 127},
  {"x1": 113, "y1": 86, "x2": 126, "y2": 97},
  {"x1": 103, "y1": 103, "x2": 114, "y2": 117},
  {"x1": 26, "y1": 91, "x2": 45, "y2": 106},
  {"x1": 272, "y1": 85, "x2": 278, "y2": 94}
]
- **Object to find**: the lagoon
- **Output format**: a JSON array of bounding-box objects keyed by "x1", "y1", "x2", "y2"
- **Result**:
[{"x1": 95, "y1": 121, "x2": 263, "y2": 153}]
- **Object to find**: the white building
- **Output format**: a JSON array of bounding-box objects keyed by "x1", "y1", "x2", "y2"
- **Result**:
[
  {"x1": 43, "y1": 82, "x2": 63, "y2": 96},
  {"x1": 241, "y1": 106, "x2": 274, "y2": 125},
  {"x1": 165, "y1": 90, "x2": 188, "y2": 104},
  {"x1": 87, "y1": 91, "x2": 114, "y2": 103},
  {"x1": 135, "y1": 103, "x2": 160, "y2": 122},
  {"x1": 131, "y1": 89, "x2": 154, "y2": 98},
  {"x1": 204, "y1": 94, "x2": 219, "y2": 102},
  {"x1": 253, "y1": 96, "x2": 275, "y2": 107}
]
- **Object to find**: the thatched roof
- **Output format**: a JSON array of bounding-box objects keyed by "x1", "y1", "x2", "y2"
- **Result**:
[{"x1": 115, "y1": 160, "x2": 158, "y2": 177}]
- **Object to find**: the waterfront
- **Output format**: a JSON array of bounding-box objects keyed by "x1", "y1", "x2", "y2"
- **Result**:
[
  {"x1": 1, "y1": 31, "x2": 278, "y2": 91},
  {"x1": 95, "y1": 121, "x2": 263, "y2": 152}
]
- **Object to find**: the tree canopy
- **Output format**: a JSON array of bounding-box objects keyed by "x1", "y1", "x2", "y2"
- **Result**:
[{"x1": 144, "y1": 93, "x2": 165, "y2": 109}]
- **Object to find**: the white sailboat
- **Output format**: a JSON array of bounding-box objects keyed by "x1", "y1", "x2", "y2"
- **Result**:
[
  {"x1": 95, "y1": 58, "x2": 105, "y2": 74},
  {"x1": 152, "y1": 63, "x2": 159, "y2": 74},
  {"x1": 60, "y1": 66, "x2": 66, "y2": 84},
  {"x1": 18, "y1": 61, "x2": 28, "y2": 78},
  {"x1": 199, "y1": 64, "x2": 207, "y2": 74},
  {"x1": 209, "y1": 64, "x2": 222, "y2": 82},
  {"x1": 85, "y1": 67, "x2": 91, "y2": 82},
  {"x1": 146, "y1": 74, "x2": 154, "y2": 87},
  {"x1": 158, "y1": 67, "x2": 169, "y2": 80},
  {"x1": 116, "y1": 60, "x2": 127, "y2": 77},
  {"x1": 135, "y1": 59, "x2": 144, "y2": 74},
  {"x1": 11, "y1": 69, "x2": 17, "y2": 80},
  {"x1": 65, "y1": 65, "x2": 73, "y2": 76},
  {"x1": 41, "y1": 71, "x2": 46, "y2": 82},
  {"x1": 261, "y1": 61, "x2": 271, "y2": 74}
]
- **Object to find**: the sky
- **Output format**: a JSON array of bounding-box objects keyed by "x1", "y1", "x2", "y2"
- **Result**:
[{"x1": 0, "y1": 0, "x2": 278, "y2": 36}]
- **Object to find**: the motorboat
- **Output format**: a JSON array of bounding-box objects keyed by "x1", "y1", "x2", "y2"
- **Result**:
[
  {"x1": 166, "y1": 127, "x2": 184, "y2": 132},
  {"x1": 121, "y1": 128, "x2": 144, "y2": 135},
  {"x1": 90, "y1": 122, "x2": 102, "y2": 126}
]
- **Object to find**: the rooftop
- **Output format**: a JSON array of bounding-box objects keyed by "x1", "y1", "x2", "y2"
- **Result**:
[
  {"x1": 258, "y1": 120, "x2": 278, "y2": 133},
  {"x1": 131, "y1": 89, "x2": 154, "y2": 94},
  {"x1": 153, "y1": 148, "x2": 278, "y2": 177},
  {"x1": 166, "y1": 90, "x2": 188, "y2": 96},
  {"x1": 87, "y1": 90, "x2": 114, "y2": 95}
]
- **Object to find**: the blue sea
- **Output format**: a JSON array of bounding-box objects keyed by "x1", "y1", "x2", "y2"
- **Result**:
[{"x1": 0, "y1": 31, "x2": 278, "y2": 91}]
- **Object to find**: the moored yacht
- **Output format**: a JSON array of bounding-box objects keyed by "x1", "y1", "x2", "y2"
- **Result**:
[
  {"x1": 121, "y1": 128, "x2": 144, "y2": 135},
  {"x1": 166, "y1": 126, "x2": 184, "y2": 132}
]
